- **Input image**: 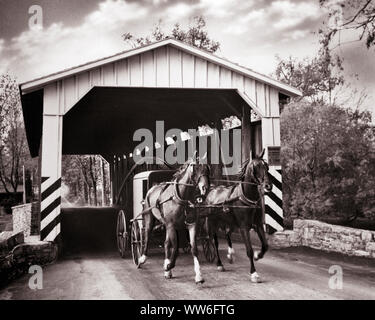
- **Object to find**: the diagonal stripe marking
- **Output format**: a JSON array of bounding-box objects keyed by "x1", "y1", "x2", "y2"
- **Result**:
[
  {"x1": 41, "y1": 197, "x2": 61, "y2": 221},
  {"x1": 41, "y1": 178, "x2": 61, "y2": 201}
]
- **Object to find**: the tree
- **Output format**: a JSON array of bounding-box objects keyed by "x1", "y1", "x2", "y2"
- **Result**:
[
  {"x1": 62, "y1": 155, "x2": 110, "y2": 207},
  {"x1": 320, "y1": 0, "x2": 375, "y2": 50},
  {"x1": 275, "y1": 47, "x2": 344, "y2": 104},
  {"x1": 0, "y1": 74, "x2": 34, "y2": 198},
  {"x1": 123, "y1": 16, "x2": 220, "y2": 53},
  {"x1": 281, "y1": 101, "x2": 375, "y2": 222}
]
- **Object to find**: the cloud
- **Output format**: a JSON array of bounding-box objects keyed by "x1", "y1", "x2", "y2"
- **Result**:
[
  {"x1": 271, "y1": 0, "x2": 321, "y2": 30},
  {"x1": 224, "y1": 25, "x2": 248, "y2": 35},
  {"x1": 0, "y1": 39, "x2": 4, "y2": 55},
  {"x1": 240, "y1": 9, "x2": 266, "y2": 24},
  {"x1": 0, "y1": 39, "x2": 7, "y2": 74},
  {"x1": 222, "y1": 0, "x2": 322, "y2": 43},
  {"x1": 198, "y1": 0, "x2": 250, "y2": 18},
  {"x1": 2, "y1": 0, "x2": 149, "y2": 82},
  {"x1": 289, "y1": 30, "x2": 310, "y2": 40},
  {"x1": 164, "y1": 3, "x2": 195, "y2": 21},
  {"x1": 0, "y1": 0, "x2": 370, "y2": 115}
]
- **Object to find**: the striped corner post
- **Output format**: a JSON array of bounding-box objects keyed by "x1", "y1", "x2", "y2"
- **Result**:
[
  {"x1": 40, "y1": 176, "x2": 62, "y2": 241},
  {"x1": 265, "y1": 167, "x2": 283, "y2": 232},
  {"x1": 40, "y1": 84, "x2": 63, "y2": 243}
]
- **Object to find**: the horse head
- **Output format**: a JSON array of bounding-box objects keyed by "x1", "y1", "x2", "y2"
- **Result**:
[
  {"x1": 241, "y1": 149, "x2": 272, "y2": 193},
  {"x1": 185, "y1": 152, "x2": 211, "y2": 202}
]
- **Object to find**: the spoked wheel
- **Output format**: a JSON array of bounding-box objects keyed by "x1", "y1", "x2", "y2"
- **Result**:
[
  {"x1": 116, "y1": 210, "x2": 129, "y2": 258},
  {"x1": 131, "y1": 220, "x2": 144, "y2": 267},
  {"x1": 202, "y1": 237, "x2": 217, "y2": 263}
]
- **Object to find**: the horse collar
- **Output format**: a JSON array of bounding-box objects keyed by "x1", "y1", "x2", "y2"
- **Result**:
[
  {"x1": 239, "y1": 182, "x2": 259, "y2": 206},
  {"x1": 173, "y1": 182, "x2": 190, "y2": 206}
]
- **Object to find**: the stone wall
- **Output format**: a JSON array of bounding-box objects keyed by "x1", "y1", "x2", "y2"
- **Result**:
[
  {"x1": 12, "y1": 203, "x2": 32, "y2": 238},
  {"x1": 269, "y1": 219, "x2": 375, "y2": 258},
  {"x1": 0, "y1": 236, "x2": 58, "y2": 287}
]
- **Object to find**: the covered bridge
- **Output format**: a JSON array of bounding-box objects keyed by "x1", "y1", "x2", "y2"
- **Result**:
[{"x1": 19, "y1": 38, "x2": 301, "y2": 244}]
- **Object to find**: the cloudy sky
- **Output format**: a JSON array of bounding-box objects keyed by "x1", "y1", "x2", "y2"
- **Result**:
[{"x1": 0, "y1": 0, "x2": 373, "y2": 113}]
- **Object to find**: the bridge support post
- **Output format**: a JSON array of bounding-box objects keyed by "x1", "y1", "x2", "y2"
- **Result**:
[
  {"x1": 262, "y1": 93, "x2": 284, "y2": 233},
  {"x1": 39, "y1": 84, "x2": 63, "y2": 243},
  {"x1": 241, "y1": 104, "x2": 251, "y2": 162}
]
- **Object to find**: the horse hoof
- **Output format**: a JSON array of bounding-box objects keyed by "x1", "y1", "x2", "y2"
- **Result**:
[
  {"x1": 163, "y1": 259, "x2": 171, "y2": 271},
  {"x1": 254, "y1": 251, "x2": 260, "y2": 261},
  {"x1": 250, "y1": 272, "x2": 261, "y2": 283},
  {"x1": 195, "y1": 274, "x2": 205, "y2": 284},
  {"x1": 164, "y1": 271, "x2": 172, "y2": 279},
  {"x1": 139, "y1": 255, "x2": 147, "y2": 265},
  {"x1": 195, "y1": 279, "x2": 205, "y2": 285},
  {"x1": 227, "y1": 255, "x2": 234, "y2": 264},
  {"x1": 217, "y1": 265, "x2": 225, "y2": 272}
]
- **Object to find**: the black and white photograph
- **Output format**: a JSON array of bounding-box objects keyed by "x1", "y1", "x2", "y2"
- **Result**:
[{"x1": 0, "y1": 0, "x2": 374, "y2": 305}]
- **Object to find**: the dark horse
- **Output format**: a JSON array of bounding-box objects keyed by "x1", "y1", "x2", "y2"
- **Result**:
[
  {"x1": 138, "y1": 153, "x2": 210, "y2": 284},
  {"x1": 204, "y1": 149, "x2": 272, "y2": 283}
]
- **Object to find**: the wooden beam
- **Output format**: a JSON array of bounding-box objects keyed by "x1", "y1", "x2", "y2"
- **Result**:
[
  {"x1": 241, "y1": 104, "x2": 251, "y2": 162},
  {"x1": 211, "y1": 117, "x2": 223, "y2": 179}
]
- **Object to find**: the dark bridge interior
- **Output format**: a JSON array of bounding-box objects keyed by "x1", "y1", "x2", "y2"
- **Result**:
[
  {"x1": 22, "y1": 87, "x2": 251, "y2": 158},
  {"x1": 64, "y1": 87, "x2": 248, "y2": 155}
]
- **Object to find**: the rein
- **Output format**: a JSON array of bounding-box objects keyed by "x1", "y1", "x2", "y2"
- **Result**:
[
  {"x1": 210, "y1": 179, "x2": 260, "y2": 186},
  {"x1": 132, "y1": 165, "x2": 208, "y2": 222},
  {"x1": 192, "y1": 181, "x2": 260, "y2": 211}
]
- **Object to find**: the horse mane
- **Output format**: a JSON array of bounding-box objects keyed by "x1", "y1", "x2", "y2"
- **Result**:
[
  {"x1": 237, "y1": 158, "x2": 250, "y2": 181},
  {"x1": 173, "y1": 159, "x2": 192, "y2": 180}
]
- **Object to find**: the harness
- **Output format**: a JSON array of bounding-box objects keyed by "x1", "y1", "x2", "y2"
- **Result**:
[
  {"x1": 191, "y1": 181, "x2": 261, "y2": 213},
  {"x1": 132, "y1": 167, "x2": 207, "y2": 225},
  {"x1": 131, "y1": 159, "x2": 268, "y2": 222}
]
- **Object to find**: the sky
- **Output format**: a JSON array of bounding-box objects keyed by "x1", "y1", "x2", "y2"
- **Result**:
[{"x1": 0, "y1": 0, "x2": 374, "y2": 114}]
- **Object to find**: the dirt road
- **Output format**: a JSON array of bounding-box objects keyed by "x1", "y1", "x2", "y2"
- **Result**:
[{"x1": 1, "y1": 240, "x2": 374, "y2": 300}]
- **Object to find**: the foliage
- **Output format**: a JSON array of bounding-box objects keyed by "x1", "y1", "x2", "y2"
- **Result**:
[
  {"x1": 319, "y1": 0, "x2": 375, "y2": 49},
  {"x1": 275, "y1": 47, "x2": 344, "y2": 104},
  {"x1": 0, "y1": 73, "x2": 36, "y2": 196},
  {"x1": 123, "y1": 16, "x2": 220, "y2": 53},
  {"x1": 62, "y1": 155, "x2": 110, "y2": 206},
  {"x1": 281, "y1": 101, "x2": 375, "y2": 221}
]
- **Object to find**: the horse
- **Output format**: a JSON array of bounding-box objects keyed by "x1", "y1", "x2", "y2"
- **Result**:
[
  {"x1": 203, "y1": 149, "x2": 272, "y2": 283},
  {"x1": 138, "y1": 153, "x2": 210, "y2": 284}
]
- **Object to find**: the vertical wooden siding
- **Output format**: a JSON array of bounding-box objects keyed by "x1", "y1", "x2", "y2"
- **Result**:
[{"x1": 53, "y1": 45, "x2": 277, "y2": 117}]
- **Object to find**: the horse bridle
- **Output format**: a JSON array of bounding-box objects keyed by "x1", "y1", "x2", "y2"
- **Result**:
[
  {"x1": 172, "y1": 161, "x2": 209, "y2": 203},
  {"x1": 150, "y1": 161, "x2": 209, "y2": 210},
  {"x1": 244, "y1": 158, "x2": 268, "y2": 184}
]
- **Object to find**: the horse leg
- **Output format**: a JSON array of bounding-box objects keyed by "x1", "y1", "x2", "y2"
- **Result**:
[
  {"x1": 188, "y1": 223, "x2": 204, "y2": 284},
  {"x1": 239, "y1": 227, "x2": 260, "y2": 283},
  {"x1": 254, "y1": 224, "x2": 268, "y2": 261},
  {"x1": 226, "y1": 230, "x2": 235, "y2": 264},
  {"x1": 163, "y1": 227, "x2": 173, "y2": 279},
  {"x1": 207, "y1": 217, "x2": 224, "y2": 271},
  {"x1": 165, "y1": 227, "x2": 179, "y2": 272},
  {"x1": 139, "y1": 212, "x2": 154, "y2": 265},
  {"x1": 213, "y1": 233, "x2": 225, "y2": 271}
]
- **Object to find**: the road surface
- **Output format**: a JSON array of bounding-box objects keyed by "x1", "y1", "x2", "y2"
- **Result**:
[{"x1": 1, "y1": 239, "x2": 374, "y2": 300}]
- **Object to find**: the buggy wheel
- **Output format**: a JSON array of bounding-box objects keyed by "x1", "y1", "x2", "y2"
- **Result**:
[
  {"x1": 116, "y1": 210, "x2": 128, "y2": 258},
  {"x1": 131, "y1": 220, "x2": 144, "y2": 267},
  {"x1": 202, "y1": 237, "x2": 217, "y2": 263}
]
